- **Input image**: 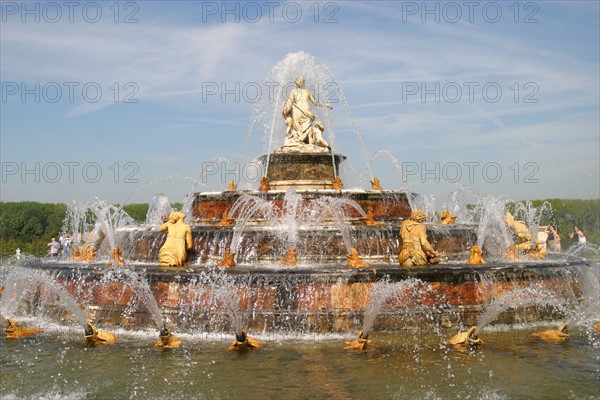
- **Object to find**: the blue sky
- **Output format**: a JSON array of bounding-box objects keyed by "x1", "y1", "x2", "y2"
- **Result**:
[{"x1": 1, "y1": 1, "x2": 598, "y2": 207}]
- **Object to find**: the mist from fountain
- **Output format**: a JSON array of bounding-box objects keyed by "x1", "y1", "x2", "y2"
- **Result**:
[
  {"x1": 145, "y1": 194, "x2": 173, "y2": 226},
  {"x1": 0, "y1": 266, "x2": 88, "y2": 328},
  {"x1": 102, "y1": 268, "x2": 164, "y2": 330},
  {"x1": 473, "y1": 285, "x2": 570, "y2": 337},
  {"x1": 228, "y1": 188, "x2": 367, "y2": 261}
]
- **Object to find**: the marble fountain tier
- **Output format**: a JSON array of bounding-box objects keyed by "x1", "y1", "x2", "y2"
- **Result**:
[{"x1": 11, "y1": 146, "x2": 595, "y2": 337}]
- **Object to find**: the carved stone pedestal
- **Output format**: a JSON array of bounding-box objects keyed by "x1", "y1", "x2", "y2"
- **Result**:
[{"x1": 260, "y1": 153, "x2": 346, "y2": 190}]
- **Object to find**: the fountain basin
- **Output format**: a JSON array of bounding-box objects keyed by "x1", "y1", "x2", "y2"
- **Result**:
[{"x1": 16, "y1": 256, "x2": 593, "y2": 335}]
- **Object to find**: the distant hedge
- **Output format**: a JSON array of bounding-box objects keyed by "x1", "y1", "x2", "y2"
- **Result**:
[{"x1": 0, "y1": 199, "x2": 597, "y2": 261}]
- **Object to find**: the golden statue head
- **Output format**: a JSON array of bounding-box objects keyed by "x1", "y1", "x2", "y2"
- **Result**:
[
  {"x1": 410, "y1": 210, "x2": 427, "y2": 223},
  {"x1": 295, "y1": 76, "x2": 305, "y2": 88}
]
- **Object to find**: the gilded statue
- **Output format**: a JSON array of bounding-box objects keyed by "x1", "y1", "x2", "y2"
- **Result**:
[
  {"x1": 505, "y1": 212, "x2": 546, "y2": 258},
  {"x1": 439, "y1": 209, "x2": 458, "y2": 224},
  {"x1": 84, "y1": 322, "x2": 117, "y2": 345},
  {"x1": 447, "y1": 326, "x2": 483, "y2": 348},
  {"x1": 332, "y1": 176, "x2": 344, "y2": 190},
  {"x1": 280, "y1": 248, "x2": 298, "y2": 266},
  {"x1": 4, "y1": 318, "x2": 42, "y2": 338},
  {"x1": 259, "y1": 177, "x2": 271, "y2": 191},
  {"x1": 213, "y1": 209, "x2": 234, "y2": 227},
  {"x1": 529, "y1": 324, "x2": 569, "y2": 343},
  {"x1": 361, "y1": 206, "x2": 380, "y2": 226},
  {"x1": 346, "y1": 247, "x2": 368, "y2": 268},
  {"x1": 228, "y1": 330, "x2": 262, "y2": 350},
  {"x1": 155, "y1": 326, "x2": 182, "y2": 349},
  {"x1": 159, "y1": 211, "x2": 193, "y2": 267},
  {"x1": 505, "y1": 212, "x2": 532, "y2": 251},
  {"x1": 466, "y1": 244, "x2": 486, "y2": 265},
  {"x1": 107, "y1": 246, "x2": 126, "y2": 266},
  {"x1": 344, "y1": 330, "x2": 371, "y2": 350},
  {"x1": 370, "y1": 177, "x2": 383, "y2": 191},
  {"x1": 216, "y1": 248, "x2": 236, "y2": 267},
  {"x1": 399, "y1": 210, "x2": 441, "y2": 267},
  {"x1": 227, "y1": 180, "x2": 237, "y2": 191}
]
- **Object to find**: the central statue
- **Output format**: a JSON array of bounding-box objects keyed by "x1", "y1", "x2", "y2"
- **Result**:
[{"x1": 277, "y1": 76, "x2": 331, "y2": 153}]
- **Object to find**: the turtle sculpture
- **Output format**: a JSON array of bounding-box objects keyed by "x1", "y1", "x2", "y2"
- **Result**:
[
  {"x1": 228, "y1": 330, "x2": 262, "y2": 351},
  {"x1": 84, "y1": 322, "x2": 117, "y2": 345},
  {"x1": 447, "y1": 326, "x2": 483, "y2": 348},
  {"x1": 344, "y1": 330, "x2": 371, "y2": 351},
  {"x1": 154, "y1": 326, "x2": 182, "y2": 349},
  {"x1": 529, "y1": 324, "x2": 569, "y2": 342}
]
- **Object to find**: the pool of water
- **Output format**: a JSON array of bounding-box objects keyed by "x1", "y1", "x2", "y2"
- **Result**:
[{"x1": 1, "y1": 327, "x2": 598, "y2": 399}]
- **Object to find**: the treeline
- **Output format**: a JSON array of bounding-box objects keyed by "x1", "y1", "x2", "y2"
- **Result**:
[
  {"x1": 0, "y1": 202, "x2": 149, "y2": 260},
  {"x1": 0, "y1": 199, "x2": 597, "y2": 261}
]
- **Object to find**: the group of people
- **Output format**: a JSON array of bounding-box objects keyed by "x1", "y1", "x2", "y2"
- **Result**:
[
  {"x1": 545, "y1": 225, "x2": 588, "y2": 252},
  {"x1": 47, "y1": 234, "x2": 78, "y2": 258}
]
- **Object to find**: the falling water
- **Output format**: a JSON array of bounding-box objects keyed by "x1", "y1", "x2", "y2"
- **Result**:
[
  {"x1": 145, "y1": 194, "x2": 173, "y2": 226},
  {"x1": 471, "y1": 195, "x2": 513, "y2": 259},
  {"x1": 0, "y1": 266, "x2": 88, "y2": 328},
  {"x1": 229, "y1": 188, "x2": 367, "y2": 259},
  {"x1": 473, "y1": 285, "x2": 570, "y2": 336},
  {"x1": 242, "y1": 51, "x2": 373, "y2": 183},
  {"x1": 102, "y1": 268, "x2": 164, "y2": 329}
]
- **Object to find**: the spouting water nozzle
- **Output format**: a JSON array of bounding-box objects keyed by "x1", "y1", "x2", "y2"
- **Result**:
[
  {"x1": 155, "y1": 324, "x2": 181, "y2": 349},
  {"x1": 229, "y1": 329, "x2": 262, "y2": 350},
  {"x1": 84, "y1": 322, "x2": 117, "y2": 345},
  {"x1": 344, "y1": 330, "x2": 371, "y2": 350}
]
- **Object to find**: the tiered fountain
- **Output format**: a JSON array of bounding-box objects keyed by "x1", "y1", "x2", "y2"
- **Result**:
[{"x1": 2, "y1": 52, "x2": 598, "y2": 346}]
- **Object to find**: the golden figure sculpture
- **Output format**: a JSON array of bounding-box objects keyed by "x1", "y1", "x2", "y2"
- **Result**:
[
  {"x1": 84, "y1": 322, "x2": 117, "y2": 345},
  {"x1": 344, "y1": 330, "x2": 371, "y2": 350},
  {"x1": 213, "y1": 209, "x2": 234, "y2": 227},
  {"x1": 227, "y1": 180, "x2": 237, "y2": 191},
  {"x1": 466, "y1": 244, "x2": 486, "y2": 265},
  {"x1": 154, "y1": 326, "x2": 182, "y2": 349},
  {"x1": 399, "y1": 210, "x2": 441, "y2": 267},
  {"x1": 529, "y1": 324, "x2": 569, "y2": 342},
  {"x1": 346, "y1": 247, "x2": 368, "y2": 268},
  {"x1": 506, "y1": 244, "x2": 520, "y2": 261},
  {"x1": 447, "y1": 326, "x2": 483, "y2": 348},
  {"x1": 228, "y1": 330, "x2": 262, "y2": 350},
  {"x1": 159, "y1": 211, "x2": 193, "y2": 267},
  {"x1": 505, "y1": 212, "x2": 532, "y2": 251},
  {"x1": 527, "y1": 241, "x2": 548, "y2": 259},
  {"x1": 361, "y1": 206, "x2": 380, "y2": 226},
  {"x1": 259, "y1": 177, "x2": 271, "y2": 191},
  {"x1": 595, "y1": 322, "x2": 600, "y2": 332},
  {"x1": 280, "y1": 248, "x2": 298, "y2": 266},
  {"x1": 216, "y1": 248, "x2": 236, "y2": 267},
  {"x1": 439, "y1": 209, "x2": 458, "y2": 225},
  {"x1": 370, "y1": 177, "x2": 383, "y2": 191},
  {"x1": 107, "y1": 246, "x2": 126, "y2": 266},
  {"x1": 332, "y1": 176, "x2": 344, "y2": 190},
  {"x1": 78, "y1": 223, "x2": 106, "y2": 261},
  {"x1": 4, "y1": 318, "x2": 42, "y2": 338}
]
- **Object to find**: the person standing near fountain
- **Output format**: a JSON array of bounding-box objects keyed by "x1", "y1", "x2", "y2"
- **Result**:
[
  {"x1": 159, "y1": 211, "x2": 193, "y2": 267},
  {"x1": 569, "y1": 225, "x2": 586, "y2": 246},
  {"x1": 399, "y1": 210, "x2": 441, "y2": 267},
  {"x1": 47, "y1": 238, "x2": 60, "y2": 257}
]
